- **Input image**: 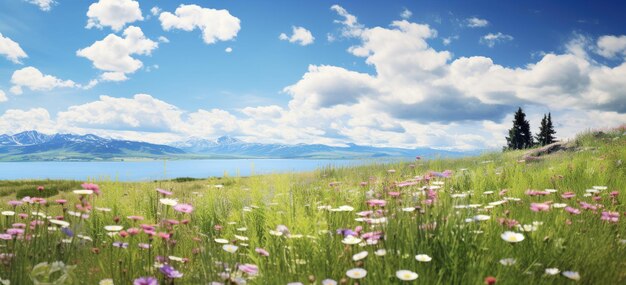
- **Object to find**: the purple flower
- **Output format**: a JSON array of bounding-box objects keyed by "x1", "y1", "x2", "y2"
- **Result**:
[
  {"x1": 238, "y1": 264, "x2": 259, "y2": 275},
  {"x1": 173, "y1": 203, "x2": 193, "y2": 214},
  {"x1": 61, "y1": 227, "x2": 74, "y2": 237},
  {"x1": 160, "y1": 264, "x2": 183, "y2": 279},
  {"x1": 134, "y1": 277, "x2": 158, "y2": 285},
  {"x1": 81, "y1": 183, "x2": 101, "y2": 195},
  {"x1": 113, "y1": 242, "x2": 129, "y2": 248},
  {"x1": 255, "y1": 247, "x2": 269, "y2": 257}
]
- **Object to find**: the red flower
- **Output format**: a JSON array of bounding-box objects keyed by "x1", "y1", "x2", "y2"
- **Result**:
[{"x1": 484, "y1": 276, "x2": 497, "y2": 285}]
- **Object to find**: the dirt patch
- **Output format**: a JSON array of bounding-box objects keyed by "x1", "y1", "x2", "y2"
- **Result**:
[{"x1": 522, "y1": 141, "x2": 577, "y2": 161}]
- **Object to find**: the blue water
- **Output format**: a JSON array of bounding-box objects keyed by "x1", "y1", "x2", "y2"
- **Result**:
[{"x1": 0, "y1": 159, "x2": 380, "y2": 181}]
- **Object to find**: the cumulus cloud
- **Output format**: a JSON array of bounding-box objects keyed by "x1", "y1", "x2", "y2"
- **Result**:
[
  {"x1": 159, "y1": 4, "x2": 240, "y2": 44},
  {"x1": 0, "y1": 90, "x2": 7, "y2": 102},
  {"x1": 480, "y1": 32, "x2": 513, "y2": 47},
  {"x1": 0, "y1": 108, "x2": 56, "y2": 134},
  {"x1": 77, "y1": 26, "x2": 158, "y2": 81},
  {"x1": 57, "y1": 94, "x2": 184, "y2": 132},
  {"x1": 86, "y1": 0, "x2": 144, "y2": 31},
  {"x1": 0, "y1": 33, "x2": 28, "y2": 64},
  {"x1": 10, "y1": 66, "x2": 76, "y2": 94},
  {"x1": 466, "y1": 17, "x2": 489, "y2": 28},
  {"x1": 225, "y1": 47, "x2": 233, "y2": 53},
  {"x1": 596, "y1": 35, "x2": 626, "y2": 59},
  {"x1": 279, "y1": 26, "x2": 315, "y2": 46},
  {"x1": 400, "y1": 8, "x2": 412, "y2": 20},
  {"x1": 24, "y1": 0, "x2": 55, "y2": 11}
]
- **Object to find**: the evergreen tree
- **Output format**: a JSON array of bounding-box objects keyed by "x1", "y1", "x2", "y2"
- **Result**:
[
  {"x1": 536, "y1": 113, "x2": 557, "y2": 146},
  {"x1": 506, "y1": 107, "x2": 533, "y2": 150}
]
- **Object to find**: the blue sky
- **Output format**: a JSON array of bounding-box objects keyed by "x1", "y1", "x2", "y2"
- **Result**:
[{"x1": 0, "y1": 0, "x2": 625, "y2": 149}]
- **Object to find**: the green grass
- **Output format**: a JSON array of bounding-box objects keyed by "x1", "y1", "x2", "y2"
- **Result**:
[{"x1": 0, "y1": 128, "x2": 624, "y2": 284}]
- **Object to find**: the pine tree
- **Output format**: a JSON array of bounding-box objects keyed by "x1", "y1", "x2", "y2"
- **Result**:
[
  {"x1": 536, "y1": 113, "x2": 557, "y2": 146},
  {"x1": 545, "y1": 113, "x2": 556, "y2": 144},
  {"x1": 506, "y1": 107, "x2": 533, "y2": 150}
]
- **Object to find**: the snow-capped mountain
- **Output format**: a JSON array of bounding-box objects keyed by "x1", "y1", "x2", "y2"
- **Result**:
[
  {"x1": 0, "y1": 131, "x2": 185, "y2": 161},
  {"x1": 170, "y1": 136, "x2": 469, "y2": 159}
]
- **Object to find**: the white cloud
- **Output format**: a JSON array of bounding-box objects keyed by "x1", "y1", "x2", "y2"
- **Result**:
[
  {"x1": 442, "y1": 35, "x2": 458, "y2": 46},
  {"x1": 279, "y1": 26, "x2": 315, "y2": 46},
  {"x1": 57, "y1": 94, "x2": 184, "y2": 132},
  {"x1": 0, "y1": 33, "x2": 28, "y2": 64},
  {"x1": 159, "y1": 4, "x2": 240, "y2": 44},
  {"x1": 400, "y1": 8, "x2": 412, "y2": 20},
  {"x1": 596, "y1": 35, "x2": 626, "y2": 59},
  {"x1": 150, "y1": 6, "x2": 161, "y2": 16},
  {"x1": 0, "y1": 108, "x2": 56, "y2": 134},
  {"x1": 10, "y1": 66, "x2": 76, "y2": 94},
  {"x1": 0, "y1": 90, "x2": 7, "y2": 102},
  {"x1": 86, "y1": 0, "x2": 144, "y2": 32},
  {"x1": 25, "y1": 0, "x2": 55, "y2": 11},
  {"x1": 158, "y1": 36, "x2": 169, "y2": 43},
  {"x1": 331, "y1": 5, "x2": 363, "y2": 37},
  {"x1": 77, "y1": 26, "x2": 158, "y2": 80},
  {"x1": 225, "y1": 47, "x2": 233, "y2": 53},
  {"x1": 480, "y1": 32, "x2": 513, "y2": 47},
  {"x1": 466, "y1": 17, "x2": 489, "y2": 28}
]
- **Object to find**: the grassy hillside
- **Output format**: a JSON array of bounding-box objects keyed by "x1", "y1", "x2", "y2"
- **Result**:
[{"x1": 0, "y1": 127, "x2": 624, "y2": 284}]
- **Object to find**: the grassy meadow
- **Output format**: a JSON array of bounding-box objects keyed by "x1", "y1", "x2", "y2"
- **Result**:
[{"x1": 0, "y1": 128, "x2": 624, "y2": 284}]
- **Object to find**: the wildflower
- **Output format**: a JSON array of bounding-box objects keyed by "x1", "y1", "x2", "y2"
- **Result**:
[
  {"x1": 49, "y1": 219, "x2": 70, "y2": 228},
  {"x1": 499, "y1": 258, "x2": 516, "y2": 266},
  {"x1": 415, "y1": 254, "x2": 432, "y2": 262},
  {"x1": 501, "y1": 231, "x2": 525, "y2": 243},
  {"x1": 134, "y1": 277, "x2": 157, "y2": 285},
  {"x1": 223, "y1": 244, "x2": 238, "y2": 253},
  {"x1": 352, "y1": 251, "x2": 368, "y2": 261},
  {"x1": 255, "y1": 247, "x2": 270, "y2": 257},
  {"x1": 174, "y1": 203, "x2": 193, "y2": 213},
  {"x1": 160, "y1": 265, "x2": 183, "y2": 279},
  {"x1": 484, "y1": 276, "x2": 497, "y2": 285},
  {"x1": 214, "y1": 238, "x2": 229, "y2": 244},
  {"x1": 238, "y1": 264, "x2": 259, "y2": 275},
  {"x1": 545, "y1": 268, "x2": 560, "y2": 275},
  {"x1": 564, "y1": 207, "x2": 581, "y2": 215},
  {"x1": 73, "y1": 190, "x2": 93, "y2": 195},
  {"x1": 396, "y1": 270, "x2": 418, "y2": 281},
  {"x1": 99, "y1": 279, "x2": 113, "y2": 285},
  {"x1": 322, "y1": 279, "x2": 337, "y2": 285},
  {"x1": 366, "y1": 199, "x2": 386, "y2": 207},
  {"x1": 530, "y1": 203, "x2": 550, "y2": 212},
  {"x1": 156, "y1": 188, "x2": 173, "y2": 196},
  {"x1": 159, "y1": 198, "x2": 178, "y2": 206},
  {"x1": 127, "y1": 215, "x2": 144, "y2": 221},
  {"x1": 104, "y1": 225, "x2": 123, "y2": 232},
  {"x1": 81, "y1": 183, "x2": 101, "y2": 195},
  {"x1": 473, "y1": 215, "x2": 491, "y2": 221},
  {"x1": 562, "y1": 271, "x2": 580, "y2": 280},
  {"x1": 561, "y1": 192, "x2": 575, "y2": 199},
  {"x1": 1, "y1": 211, "x2": 15, "y2": 216},
  {"x1": 374, "y1": 249, "x2": 387, "y2": 256},
  {"x1": 0, "y1": 234, "x2": 12, "y2": 240},
  {"x1": 346, "y1": 268, "x2": 367, "y2": 279},
  {"x1": 552, "y1": 203, "x2": 567, "y2": 208},
  {"x1": 7, "y1": 200, "x2": 23, "y2": 207},
  {"x1": 112, "y1": 242, "x2": 129, "y2": 248},
  {"x1": 342, "y1": 235, "x2": 362, "y2": 245},
  {"x1": 601, "y1": 211, "x2": 619, "y2": 223}
]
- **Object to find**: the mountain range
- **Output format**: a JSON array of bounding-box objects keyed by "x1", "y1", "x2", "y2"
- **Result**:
[{"x1": 0, "y1": 131, "x2": 475, "y2": 161}]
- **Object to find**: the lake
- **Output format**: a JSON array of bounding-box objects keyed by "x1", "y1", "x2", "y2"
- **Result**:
[{"x1": 0, "y1": 159, "x2": 386, "y2": 181}]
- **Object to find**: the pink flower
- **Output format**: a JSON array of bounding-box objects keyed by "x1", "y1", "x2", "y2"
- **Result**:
[
  {"x1": 609, "y1": 191, "x2": 619, "y2": 198},
  {"x1": 127, "y1": 215, "x2": 145, "y2": 221},
  {"x1": 31, "y1": 197, "x2": 46, "y2": 205},
  {"x1": 127, "y1": 228, "x2": 141, "y2": 236},
  {"x1": 530, "y1": 203, "x2": 550, "y2": 212},
  {"x1": 173, "y1": 203, "x2": 193, "y2": 214},
  {"x1": 499, "y1": 189, "x2": 508, "y2": 196},
  {"x1": 526, "y1": 190, "x2": 549, "y2": 196},
  {"x1": 37, "y1": 186, "x2": 44, "y2": 191},
  {"x1": 565, "y1": 207, "x2": 581, "y2": 215},
  {"x1": 601, "y1": 211, "x2": 619, "y2": 223},
  {"x1": 388, "y1": 191, "x2": 401, "y2": 197},
  {"x1": 0, "y1": 234, "x2": 12, "y2": 240},
  {"x1": 156, "y1": 188, "x2": 172, "y2": 196},
  {"x1": 359, "y1": 182, "x2": 368, "y2": 187},
  {"x1": 580, "y1": 202, "x2": 597, "y2": 211},
  {"x1": 55, "y1": 199, "x2": 67, "y2": 205},
  {"x1": 157, "y1": 232, "x2": 170, "y2": 240},
  {"x1": 366, "y1": 199, "x2": 386, "y2": 207},
  {"x1": 238, "y1": 264, "x2": 259, "y2": 275},
  {"x1": 255, "y1": 247, "x2": 270, "y2": 257},
  {"x1": 7, "y1": 200, "x2": 22, "y2": 207},
  {"x1": 81, "y1": 183, "x2": 101, "y2": 195},
  {"x1": 561, "y1": 192, "x2": 576, "y2": 199}
]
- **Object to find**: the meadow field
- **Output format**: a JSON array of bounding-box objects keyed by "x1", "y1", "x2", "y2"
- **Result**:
[{"x1": 0, "y1": 128, "x2": 624, "y2": 285}]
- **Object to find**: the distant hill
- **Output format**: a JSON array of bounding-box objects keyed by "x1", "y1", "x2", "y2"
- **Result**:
[
  {"x1": 170, "y1": 135, "x2": 473, "y2": 159},
  {"x1": 0, "y1": 131, "x2": 476, "y2": 161},
  {"x1": 0, "y1": 131, "x2": 185, "y2": 161}
]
